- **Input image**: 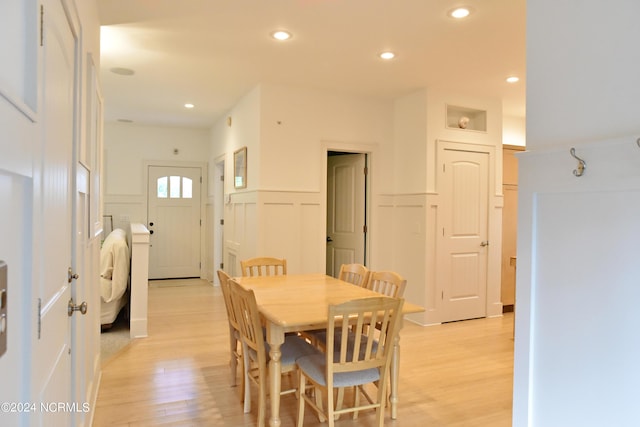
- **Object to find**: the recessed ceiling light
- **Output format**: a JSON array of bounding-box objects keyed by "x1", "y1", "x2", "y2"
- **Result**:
[
  {"x1": 506, "y1": 76, "x2": 520, "y2": 83},
  {"x1": 110, "y1": 67, "x2": 135, "y2": 76},
  {"x1": 379, "y1": 51, "x2": 395, "y2": 60},
  {"x1": 271, "y1": 30, "x2": 292, "y2": 41},
  {"x1": 449, "y1": 7, "x2": 471, "y2": 19},
  {"x1": 184, "y1": 103, "x2": 195, "y2": 109}
]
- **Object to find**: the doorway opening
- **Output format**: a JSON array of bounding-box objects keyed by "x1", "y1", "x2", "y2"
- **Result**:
[{"x1": 325, "y1": 151, "x2": 369, "y2": 277}]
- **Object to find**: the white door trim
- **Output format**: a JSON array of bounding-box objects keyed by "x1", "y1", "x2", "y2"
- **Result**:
[{"x1": 321, "y1": 141, "x2": 378, "y2": 270}]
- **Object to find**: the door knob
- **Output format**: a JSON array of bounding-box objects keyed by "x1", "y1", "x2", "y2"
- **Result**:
[
  {"x1": 480, "y1": 241, "x2": 489, "y2": 247},
  {"x1": 68, "y1": 298, "x2": 88, "y2": 316},
  {"x1": 149, "y1": 230, "x2": 154, "y2": 234},
  {"x1": 326, "y1": 236, "x2": 333, "y2": 243},
  {"x1": 68, "y1": 267, "x2": 79, "y2": 283}
]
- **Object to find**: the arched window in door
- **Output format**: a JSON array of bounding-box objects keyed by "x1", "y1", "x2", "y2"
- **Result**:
[{"x1": 156, "y1": 176, "x2": 193, "y2": 199}]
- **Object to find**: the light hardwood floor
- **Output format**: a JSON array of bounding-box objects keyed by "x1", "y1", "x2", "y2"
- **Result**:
[{"x1": 93, "y1": 279, "x2": 513, "y2": 426}]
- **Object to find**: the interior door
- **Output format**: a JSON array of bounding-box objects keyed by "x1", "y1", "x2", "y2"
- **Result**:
[
  {"x1": 438, "y1": 147, "x2": 490, "y2": 322},
  {"x1": 147, "y1": 165, "x2": 202, "y2": 279},
  {"x1": 32, "y1": 0, "x2": 77, "y2": 424},
  {"x1": 326, "y1": 153, "x2": 366, "y2": 277}
]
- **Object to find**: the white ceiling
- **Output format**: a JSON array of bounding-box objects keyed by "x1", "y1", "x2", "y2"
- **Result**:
[{"x1": 97, "y1": 0, "x2": 526, "y2": 129}]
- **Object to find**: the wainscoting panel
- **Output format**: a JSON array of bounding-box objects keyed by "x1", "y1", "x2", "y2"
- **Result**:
[
  {"x1": 513, "y1": 136, "x2": 640, "y2": 427},
  {"x1": 300, "y1": 202, "x2": 323, "y2": 273},
  {"x1": 258, "y1": 191, "x2": 323, "y2": 274},
  {"x1": 261, "y1": 202, "x2": 296, "y2": 260}
]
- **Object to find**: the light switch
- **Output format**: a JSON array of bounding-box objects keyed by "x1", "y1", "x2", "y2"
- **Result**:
[{"x1": 0, "y1": 261, "x2": 6, "y2": 357}]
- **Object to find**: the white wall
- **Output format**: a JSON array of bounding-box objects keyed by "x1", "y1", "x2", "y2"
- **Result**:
[
  {"x1": 503, "y1": 115, "x2": 526, "y2": 147},
  {"x1": 513, "y1": 1, "x2": 640, "y2": 425},
  {"x1": 103, "y1": 121, "x2": 210, "y2": 230},
  {"x1": 210, "y1": 83, "x2": 394, "y2": 275},
  {"x1": 210, "y1": 82, "x2": 504, "y2": 325},
  {"x1": 526, "y1": 2, "x2": 640, "y2": 148},
  {"x1": 259, "y1": 84, "x2": 394, "y2": 191}
]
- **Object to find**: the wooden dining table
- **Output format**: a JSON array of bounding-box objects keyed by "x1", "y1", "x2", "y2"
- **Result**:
[{"x1": 233, "y1": 273, "x2": 424, "y2": 427}]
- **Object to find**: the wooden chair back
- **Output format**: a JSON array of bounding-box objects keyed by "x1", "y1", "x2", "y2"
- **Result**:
[
  {"x1": 327, "y1": 297, "x2": 403, "y2": 373},
  {"x1": 217, "y1": 270, "x2": 241, "y2": 331},
  {"x1": 227, "y1": 278, "x2": 266, "y2": 364},
  {"x1": 297, "y1": 296, "x2": 404, "y2": 425},
  {"x1": 338, "y1": 263, "x2": 369, "y2": 287},
  {"x1": 240, "y1": 257, "x2": 287, "y2": 277},
  {"x1": 365, "y1": 270, "x2": 407, "y2": 298}
]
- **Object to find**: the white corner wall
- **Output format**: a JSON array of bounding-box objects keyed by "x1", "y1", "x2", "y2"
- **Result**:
[
  {"x1": 503, "y1": 115, "x2": 526, "y2": 147},
  {"x1": 393, "y1": 89, "x2": 504, "y2": 325},
  {"x1": 211, "y1": 83, "x2": 395, "y2": 275},
  {"x1": 514, "y1": 1, "x2": 640, "y2": 425}
]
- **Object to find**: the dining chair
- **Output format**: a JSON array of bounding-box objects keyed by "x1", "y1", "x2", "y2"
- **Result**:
[
  {"x1": 313, "y1": 269, "x2": 405, "y2": 350},
  {"x1": 240, "y1": 257, "x2": 287, "y2": 277},
  {"x1": 365, "y1": 270, "x2": 407, "y2": 298},
  {"x1": 227, "y1": 278, "x2": 320, "y2": 427},
  {"x1": 304, "y1": 263, "x2": 369, "y2": 347},
  {"x1": 296, "y1": 296, "x2": 405, "y2": 427},
  {"x1": 217, "y1": 270, "x2": 244, "y2": 393},
  {"x1": 338, "y1": 263, "x2": 370, "y2": 287}
]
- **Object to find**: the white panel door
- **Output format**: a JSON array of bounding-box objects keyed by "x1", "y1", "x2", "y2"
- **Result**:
[
  {"x1": 32, "y1": 1, "x2": 76, "y2": 425},
  {"x1": 438, "y1": 148, "x2": 489, "y2": 322},
  {"x1": 326, "y1": 153, "x2": 366, "y2": 277},
  {"x1": 147, "y1": 166, "x2": 202, "y2": 279}
]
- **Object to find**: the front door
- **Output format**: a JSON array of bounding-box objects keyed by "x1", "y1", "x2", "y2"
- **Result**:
[
  {"x1": 32, "y1": 0, "x2": 77, "y2": 424},
  {"x1": 147, "y1": 165, "x2": 202, "y2": 279},
  {"x1": 438, "y1": 146, "x2": 490, "y2": 322},
  {"x1": 326, "y1": 153, "x2": 366, "y2": 277}
]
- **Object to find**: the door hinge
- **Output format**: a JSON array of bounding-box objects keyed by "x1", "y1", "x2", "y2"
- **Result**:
[
  {"x1": 220, "y1": 219, "x2": 224, "y2": 225},
  {"x1": 40, "y1": 5, "x2": 44, "y2": 47},
  {"x1": 220, "y1": 262, "x2": 224, "y2": 269},
  {"x1": 200, "y1": 219, "x2": 202, "y2": 226},
  {"x1": 363, "y1": 224, "x2": 368, "y2": 233},
  {"x1": 364, "y1": 166, "x2": 368, "y2": 176},
  {"x1": 37, "y1": 298, "x2": 42, "y2": 339},
  {"x1": 200, "y1": 176, "x2": 202, "y2": 183},
  {"x1": 220, "y1": 175, "x2": 224, "y2": 181},
  {"x1": 441, "y1": 291, "x2": 444, "y2": 300}
]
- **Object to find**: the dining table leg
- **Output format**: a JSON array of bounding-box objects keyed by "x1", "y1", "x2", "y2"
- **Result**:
[{"x1": 267, "y1": 324, "x2": 285, "y2": 427}]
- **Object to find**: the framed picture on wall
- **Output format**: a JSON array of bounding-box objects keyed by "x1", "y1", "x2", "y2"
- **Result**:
[{"x1": 234, "y1": 147, "x2": 247, "y2": 189}]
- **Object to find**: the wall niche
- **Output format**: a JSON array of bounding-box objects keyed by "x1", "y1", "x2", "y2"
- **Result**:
[{"x1": 446, "y1": 105, "x2": 487, "y2": 132}]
